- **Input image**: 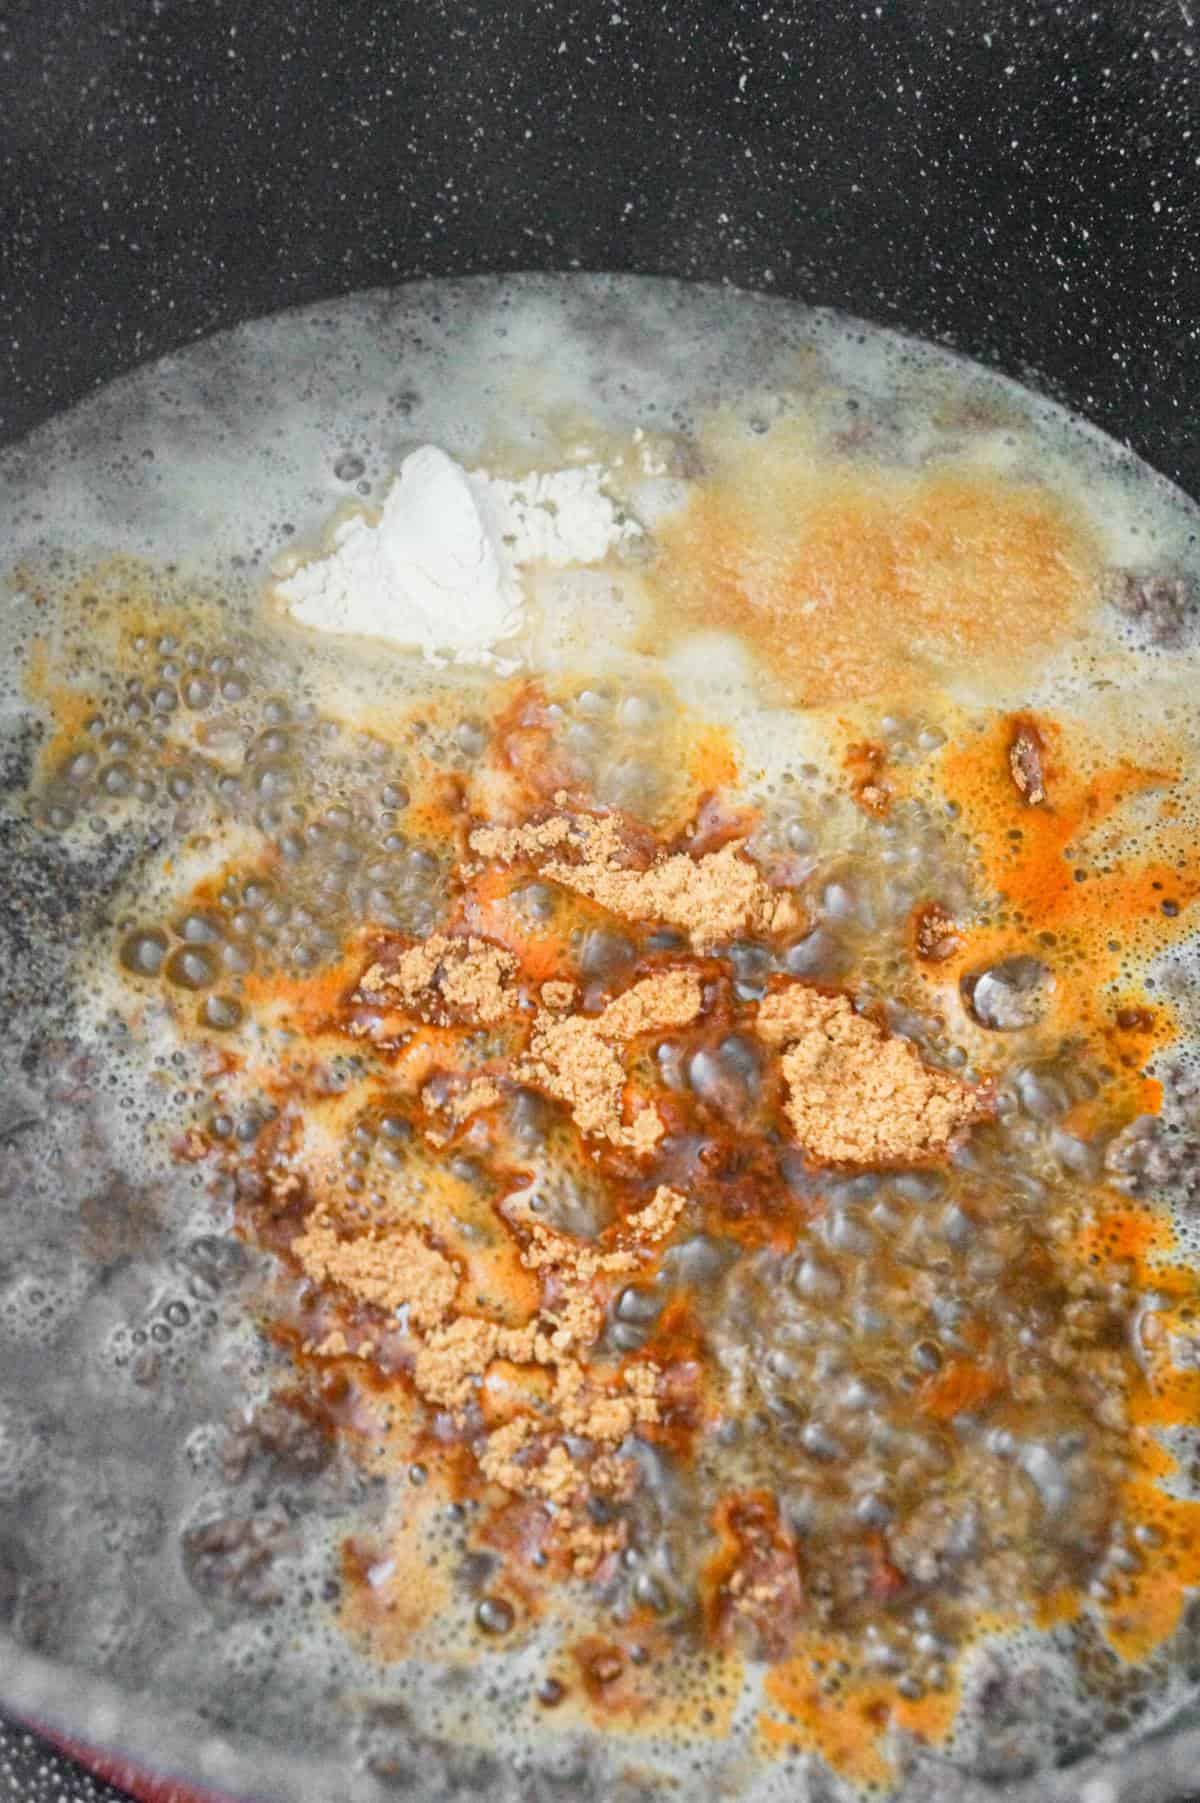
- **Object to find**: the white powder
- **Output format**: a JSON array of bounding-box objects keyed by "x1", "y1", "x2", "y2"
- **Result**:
[
  {"x1": 473, "y1": 465, "x2": 637, "y2": 566},
  {"x1": 277, "y1": 445, "x2": 638, "y2": 665},
  {"x1": 278, "y1": 447, "x2": 520, "y2": 664}
]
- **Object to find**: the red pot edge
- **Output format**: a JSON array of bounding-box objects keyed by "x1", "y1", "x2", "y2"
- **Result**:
[{"x1": 10, "y1": 1710, "x2": 240, "y2": 1803}]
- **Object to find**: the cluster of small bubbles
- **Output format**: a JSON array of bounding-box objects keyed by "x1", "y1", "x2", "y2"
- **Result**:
[
  {"x1": 686, "y1": 1050, "x2": 1139, "y2": 1693},
  {"x1": 333, "y1": 451, "x2": 366, "y2": 483},
  {"x1": 519, "y1": 680, "x2": 687, "y2": 821},
  {"x1": 175, "y1": 1233, "x2": 250, "y2": 1302},
  {"x1": 0, "y1": 1259, "x2": 93, "y2": 1348},
  {"x1": 0, "y1": 1399, "x2": 41, "y2": 1500},
  {"x1": 89, "y1": 654, "x2": 466, "y2": 1046}
]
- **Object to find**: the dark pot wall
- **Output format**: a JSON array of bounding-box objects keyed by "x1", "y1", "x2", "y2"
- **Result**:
[{"x1": 1, "y1": 0, "x2": 1198, "y2": 493}]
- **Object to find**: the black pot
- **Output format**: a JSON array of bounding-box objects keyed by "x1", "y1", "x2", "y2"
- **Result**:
[
  {"x1": 1, "y1": 3, "x2": 1198, "y2": 1799},
  {"x1": 3, "y1": 0, "x2": 1198, "y2": 495}
]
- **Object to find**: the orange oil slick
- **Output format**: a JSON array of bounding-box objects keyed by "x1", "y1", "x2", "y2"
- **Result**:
[
  {"x1": 762, "y1": 1640, "x2": 961, "y2": 1787},
  {"x1": 652, "y1": 460, "x2": 1101, "y2": 708}
]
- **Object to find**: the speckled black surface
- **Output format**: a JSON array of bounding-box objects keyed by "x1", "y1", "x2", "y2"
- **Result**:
[
  {"x1": 1, "y1": 2, "x2": 1199, "y2": 1799},
  {"x1": 1, "y1": 0, "x2": 1198, "y2": 493},
  {"x1": 0, "y1": 1721, "x2": 132, "y2": 1803}
]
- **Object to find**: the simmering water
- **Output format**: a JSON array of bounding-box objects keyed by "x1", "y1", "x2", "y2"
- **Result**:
[{"x1": 2, "y1": 276, "x2": 1200, "y2": 1803}]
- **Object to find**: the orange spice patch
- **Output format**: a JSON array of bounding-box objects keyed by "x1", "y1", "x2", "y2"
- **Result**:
[
  {"x1": 521, "y1": 970, "x2": 704, "y2": 1151},
  {"x1": 917, "y1": 1357, "x2": 1002, "y2": 1422},
  {"x1": 291, "y1": 1219, "x2": 459, "y2": 1328},
  {"x1": 703, "y1": 1491, "x2": 805, "y2": 1659},
  {"x1": 470, "y1": 804, "x2": 802, "y2": 951},
  {"x1": 937, "y1": 713, "x2": 1187, "y2": 943},
  {"x1": 128, "y1": 651, "x2": 1200, "y2": 1773},
  {"x1": 845, "y1": 738, "x2": 893, "y2": 816},
  {"x1": 913, "y1": 900, "x2": 962, "y2": 963},
  {"x1": 652, "y1": 460, "x2": 1101, "y2": 706},
  {"x1": 361, "y1": 932, "x2": 518, "y2": 1025},
  {"x1": 762, "y1": 1641, "x2": 962, "y2": 1788},
  {"x1": 756, "y1": 984, "x2": 989, "y2": 1164}
]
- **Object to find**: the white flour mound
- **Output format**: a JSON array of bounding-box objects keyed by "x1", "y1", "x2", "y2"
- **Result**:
[
  {"x1": 277, "y1": 445, "x2": 638, "y2": 665},
  {"x1": 473, "y1": 464, "x2": 637, "y2": 566}
]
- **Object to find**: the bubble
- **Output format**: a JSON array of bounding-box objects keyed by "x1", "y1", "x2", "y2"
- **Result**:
[
  {"x1": 99, "y1": 761, "x2": 133, "y2": 796},
  {"x1": 791, "y1": 1254, "x2": 842, "y2": 1302},
  {"x1": 687, "y1": 1038, "x2": 761, "y2": 1120},
  {"x1": 182, "y1": 676, "x2": 213, "y2": 709},
  {"x1": 476, "y1": 1596, "x2": 515, "y2": 1635},
  {"x1": 825, "y1": 1210, "x2": 873, "y2": 1256},
  {"x1": 334, "y1": 452, "x2": 366, "y2": 482},
  {"x1": 166, "y1": 945, "x2": 218, "y2": 990},
  {"x1": 579, "y1": 926, "x2": 636, "y2": 979},
  {"x1": 963, "y1": 957, "x2": 1054, "y2": 1031},
  {"x1": 62, "y1": 748, "x2": 98, "y2": 784},
  {"x1": 511, "y1": 882, "x2": 555, "y2": 922},
  {"x1": 254, "y1": 762, "x2": 292, "y2": 800},
  {"x1": 616, "y1": 1285, "x2": 661, "y2": 1324},
  {"x1": 201, "y1": 995, "x2": 244, "y2": 1031},
  {"x1": 401, "y1": 846, "x2": 439, "y2": 881},
  {"x1": 633, "y1": 1572, "x2": 670, "y2": 1612},
  {"x1": 177, "y1": 910, "x2": 224, "y2": 945},
  {"x1": 783, "y1": 927, "x2": 843, "y2": 979},
  {"x1": 120, "y1": 927, "x2": 169, "y2": 977},
  {"x1": 455, "y1": 720, "x2": 487, "y2": 758},
  {"x1": 254, "y1": 728, "x2": 290, "y2": 758}
]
